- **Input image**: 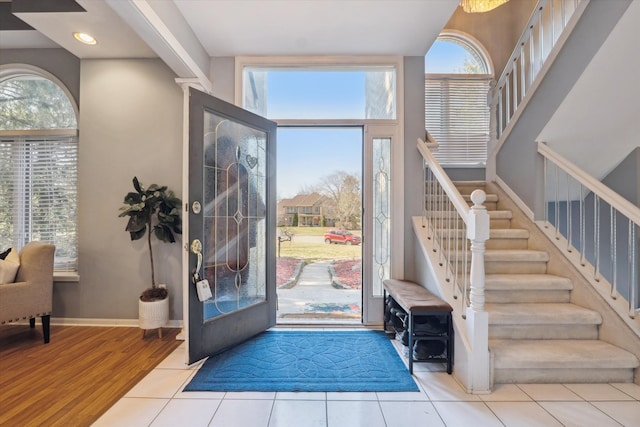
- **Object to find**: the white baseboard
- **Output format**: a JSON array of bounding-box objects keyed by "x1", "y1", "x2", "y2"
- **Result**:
[
  {"x1": 495, "y1": 175, "x2": 535, "y2": 220},
  {"x1": 50, "y1": 318, "x2": 183, "y2": 328}
]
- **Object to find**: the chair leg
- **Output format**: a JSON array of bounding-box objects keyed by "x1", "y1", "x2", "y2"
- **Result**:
[
  {"x1": 42, "y1": 315, "x2": 50, "y2": 344},
  {"x1": 29, "y1": 318, "x2": 36, "y2": 328}
]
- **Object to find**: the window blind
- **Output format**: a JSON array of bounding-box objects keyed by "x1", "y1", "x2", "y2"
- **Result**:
[
  {"x1": 0, "y1": 134, "x2": 78, "y2": 270},
  {"x1": 425, "y1": 75, "x2": 491, "y2": 166}
]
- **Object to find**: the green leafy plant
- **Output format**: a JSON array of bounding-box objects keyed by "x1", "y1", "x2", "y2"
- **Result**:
[{"x1": 118, "y1": 177, "x2": 182, "y2": 301}]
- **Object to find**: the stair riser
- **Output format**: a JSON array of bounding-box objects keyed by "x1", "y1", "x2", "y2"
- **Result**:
[
  {"x1": 485, "y1": 290, "x2": 570, "y2": 303},
  {"x1": 427, "y1": 201, "x2": 499, "y2": 211},
  {"x1": 453, "y1": 260, "x2": 548, "y2": 274},
  {"x1": 485, "y1": 261, "x2": 547, "y2": 274},
  {"x1": 430, "y1": 217, "x2": 511, "y2": 227},
  {"x1": 443, "y1": 238, "x2": 528, "y2": 250},
  {"x1": 489, "y1": 325, "x2": 598, "y2": 340},
  {"x1": 454, "y1": 185, "x2": 486, "y2": 195},
  {"x1": 494, "y1": 368, "x2": 635, "y2": 384}
]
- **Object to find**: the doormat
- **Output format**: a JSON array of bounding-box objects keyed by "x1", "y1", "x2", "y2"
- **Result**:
[
  {"x1": 304, "y1": 302, "x2": 361, "y2": 314},
  {"x1": 184, "y1": 330, "x2": 418, "y2": 392}
]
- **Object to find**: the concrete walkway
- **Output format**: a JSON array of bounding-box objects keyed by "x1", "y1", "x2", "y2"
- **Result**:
[{"x1": 276, "y1": 260, "x2": 361, "y2": 323}]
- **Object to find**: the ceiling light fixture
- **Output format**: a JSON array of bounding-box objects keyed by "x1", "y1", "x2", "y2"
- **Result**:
[
  {"x1": 460, "y1": 0, "x2": 510, "y2": 13},
  {"x1": 73, "y1": 32, "x2": 97, "y2": 45}
]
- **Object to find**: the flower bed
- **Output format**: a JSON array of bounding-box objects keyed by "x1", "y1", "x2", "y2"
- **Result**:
[
  {"x1": 276, "y1": 257, "x2": 303, "y2": 288},
  {"x1": 331, "y1": 259, "x2": 362, "y2": 289}
]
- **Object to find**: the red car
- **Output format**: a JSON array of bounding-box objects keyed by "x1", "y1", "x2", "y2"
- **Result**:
[{"x1": 324, "y1": 229, "x2": 361, "y2": 245}]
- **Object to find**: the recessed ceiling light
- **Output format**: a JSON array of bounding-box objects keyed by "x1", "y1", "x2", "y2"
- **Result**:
[{"x1": 73, "y1": 32, "x2": 97, "y2": 45}]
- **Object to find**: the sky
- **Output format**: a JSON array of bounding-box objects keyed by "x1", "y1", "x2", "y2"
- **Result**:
[
  {"x1": 425, "y1": 40, "x2": 470, "y2": 73},
  {"x1": 262, "y1": 41, "x2": 463, "y2": 199},
  {"x1": 277, "y1": 127, "x2": 362, "y2": 200},
  {"x1": 266, "y1": 71, "x2": 365, "y2": 200}
]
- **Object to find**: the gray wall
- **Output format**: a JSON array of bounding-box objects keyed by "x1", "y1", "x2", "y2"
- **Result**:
[
  {"x1": 496, "y1": 0, "x2": 633, "y2": 216},
  {"x1": 403, "y1": 56, "x2": 427, "y2": 281},
  {"x1": 0, "y1": 49, "x2": 80, "y2": 105},
  {"x1": 603, "y1": 147, "x2": 640, "y2": 207},
  {"x1": 60, "y1": 59, "x2": 184, "y2": 321}
]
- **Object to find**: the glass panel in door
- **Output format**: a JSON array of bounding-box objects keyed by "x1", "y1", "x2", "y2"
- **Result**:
[{"x1": 188, "y1": 88, "x2": 276, "y2": 364}]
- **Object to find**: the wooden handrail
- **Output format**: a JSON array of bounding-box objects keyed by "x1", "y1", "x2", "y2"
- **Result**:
[{"x1": 417, "y1": 138, "x2": 470, "y2": 221}]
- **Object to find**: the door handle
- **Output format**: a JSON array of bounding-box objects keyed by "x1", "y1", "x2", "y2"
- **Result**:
[{"x1": 191, "y1": 239, "x2": 203, "y2": 281}]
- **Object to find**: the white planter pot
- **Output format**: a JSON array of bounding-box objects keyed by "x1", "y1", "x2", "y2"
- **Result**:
[{"x1": 139, "y1": 297, "x2": 169, "y2": 330}]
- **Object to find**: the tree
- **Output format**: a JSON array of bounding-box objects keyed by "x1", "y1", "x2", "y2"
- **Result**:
[{"x1": 318, "y1": 171, "x2": 361, "y2": 229}]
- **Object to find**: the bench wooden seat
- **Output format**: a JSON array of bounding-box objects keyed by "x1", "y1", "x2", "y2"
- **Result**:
[{"x1": 383, "y1": 279, "x2": 453, "y2": 374}]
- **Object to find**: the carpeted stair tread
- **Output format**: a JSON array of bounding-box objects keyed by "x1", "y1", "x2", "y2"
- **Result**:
[
  {"x1": 485, "y1": 250, "x2": 549, "y2": 262},
  {"x1": 430, "y1": 210, "x2": 512, "y2": 219},
  {"x1": 485, "y1": 274, "x2": 572, "y2": 291},
  {"x1": 486, "y1": 303, "x2": 602, "y2": 325},
  {"x1": 490, "y1": 339, "x2": 640, "y2": 369},
  {"x1": 436, "y1": 229, "x2": 528, "y2": 239}
]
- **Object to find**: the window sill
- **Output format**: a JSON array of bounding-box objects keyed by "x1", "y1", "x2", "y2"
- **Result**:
[{"x1": 54, "y1": 271, "x2": 79, "y2": 282}]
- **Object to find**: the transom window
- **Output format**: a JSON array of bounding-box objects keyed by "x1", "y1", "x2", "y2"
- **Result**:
[
  {"x1": 0, "y1": 69, "x2": 78, "y2": 271},
  {"x1": 242, "y1": 66, "x2": 396, "y2": 120},
  {"x1": 425, "y1": 33, "x2": 492, "y2": 166}
]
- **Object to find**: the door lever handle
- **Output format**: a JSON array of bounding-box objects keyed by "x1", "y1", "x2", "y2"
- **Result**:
[{"x1": 191, "y1": 239, "x2": 203, "y2": 281}]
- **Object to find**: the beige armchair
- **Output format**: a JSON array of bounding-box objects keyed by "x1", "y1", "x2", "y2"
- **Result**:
[{"x1": 0, "y1": 242, "x2": 55, "y2": 343}]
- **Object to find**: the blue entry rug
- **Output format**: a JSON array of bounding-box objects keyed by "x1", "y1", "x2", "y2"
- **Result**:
[{"x1": 184, "y1": 330, "x2": 418, "y2": 392}]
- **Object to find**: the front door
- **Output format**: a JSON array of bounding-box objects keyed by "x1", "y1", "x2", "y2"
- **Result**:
[{"x1": 187, "y1": 88, "x2": 277, "y2": 364}]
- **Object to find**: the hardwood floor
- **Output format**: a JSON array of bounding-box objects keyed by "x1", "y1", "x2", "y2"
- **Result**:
[{"x1": 0, "y1": 323, "x2": 181, "y2": 427}]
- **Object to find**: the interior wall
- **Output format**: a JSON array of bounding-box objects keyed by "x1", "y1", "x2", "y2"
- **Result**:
[
  {"x1": 496, "y1": 0, "x2": 633, "y2": 216},
  {"x1": 55, "y1": 58, "x2": 184, "y2": 321},
  {"x1": 603, "y1": 147, "x2": 640, "y2": 207},
  {"x1": 209, "y1": 57, "x2": 235, "y2": 103},
  {"x1": 403, "y1": 56, "x2": 426, "y2": 281},
  {"x1": 0, "y1": 48, "x2": 80, "y2": 105},
  {"x1": 445, "y1": 0, "x2": 537, "y2": 76}
]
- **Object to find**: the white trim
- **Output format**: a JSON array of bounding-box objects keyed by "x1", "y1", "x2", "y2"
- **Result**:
[
  {"x1": 177, "y1": 80, "x2": 192, "y2": 362},
  {"x1": 126, "y1": 0, "x2": 213, "y2": 92},
  {"x1": 538, "y1": 142, "x2": 640, "y2": 225},
  {"x1": 54, "y1": 271, "x2": 79, "y2": 282},
  {"x1": 49, "y1": 318, "x2": 183, "y2": 328},
  {"x1": 0, "y1": 129, "x2": 77, "y2": 137},
  {"x1": 495, "y1": 175, "x2": 535, "y2": 220},
  {"x1": 0, "y1": 64, "x2": 80, "y2": 122},
  {"x1": 234, "y1": 55, "x2": 404, "y2": 109},
  {"x1": 432, "y1": 30, "x2": 495, "y2": 76}
]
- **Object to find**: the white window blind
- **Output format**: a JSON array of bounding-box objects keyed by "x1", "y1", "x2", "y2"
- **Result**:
[
  {"x1": 425, "y1": 75, "x2": 491, "y2": 166},
  {"x1": 0, "y1": 134, "x2": 78, "y2": 270}
]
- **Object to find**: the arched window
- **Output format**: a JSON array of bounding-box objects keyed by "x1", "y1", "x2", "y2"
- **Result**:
[
  {"x1": 425, "y1": 32, "x2": 492, "y2": 166},
  {"x1": 0, "y1": 66, "x2": 78, "y2": 271}
]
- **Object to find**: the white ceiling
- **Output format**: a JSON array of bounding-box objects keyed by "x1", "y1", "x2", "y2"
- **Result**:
[
  {"x1": 174, "y1": 0, "x2": 459, "y2": 57},
  {"x1": 2, "y1": 0, "x2": 459, "y2": 66}
]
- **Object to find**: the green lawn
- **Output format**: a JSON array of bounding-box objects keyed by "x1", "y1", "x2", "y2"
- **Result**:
[
  {"x1": 278, "y1": 226, "x2": 326, "y2": 237},
  {"x1": 278, "y1": 241, "x2": 361, "y2": 262}
]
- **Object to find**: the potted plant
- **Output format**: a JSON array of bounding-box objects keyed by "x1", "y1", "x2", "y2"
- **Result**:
[{"x1": 118, "y1": 177, "x2": 182, "y2": 336}]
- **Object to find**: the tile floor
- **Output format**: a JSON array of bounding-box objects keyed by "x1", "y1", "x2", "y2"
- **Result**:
[{"x1": 93, "y1": 330, "x2": 640, "y2": 427}]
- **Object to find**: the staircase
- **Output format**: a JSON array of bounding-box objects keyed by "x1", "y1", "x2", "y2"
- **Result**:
[{"x1": 454, "y1": 181, "x2": 639, "y2": 384}]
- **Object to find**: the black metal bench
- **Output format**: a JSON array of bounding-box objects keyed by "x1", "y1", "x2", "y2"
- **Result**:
[{"x1": 383, "y1": 279, "x2": 453, "y2": 374}]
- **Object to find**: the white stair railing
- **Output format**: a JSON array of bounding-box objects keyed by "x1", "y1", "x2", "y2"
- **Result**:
[
  {"x1": 417, "y1": 138, "x2": 491, "y2": 392},
  {"x1": 493, "y1": 0, "x2": 586, "y2": 140},
  {"x1": 539, "y1": 142, "x2": 640, "y2": 318}
]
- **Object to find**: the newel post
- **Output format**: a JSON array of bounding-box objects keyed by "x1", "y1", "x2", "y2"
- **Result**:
[{"x1": 466, "y1": 189, "x2": 491, "y2": 393}]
